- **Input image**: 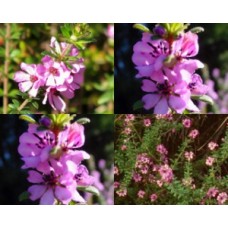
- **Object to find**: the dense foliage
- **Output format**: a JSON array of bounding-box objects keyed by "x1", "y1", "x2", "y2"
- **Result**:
[{"x1": 115, "y1": 114, "x2": 228, "y2": 205}]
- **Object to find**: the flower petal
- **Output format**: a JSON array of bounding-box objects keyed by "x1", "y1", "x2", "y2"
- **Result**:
[
  {"x1": 142, "y1": 94, "x2": 160, "y2": 110},
  {"x1": 40, "y1": 188, "x2": 55, "y2": 205},
  {"x1": 141, "y1": 80, "x2": 157, "y2": 92},
  {"x1": 27, "y1": 170, "x2": 43, "y2": 183},
  {"x1": 154, "y1": 97, "x2": 169, "y2": 114},
  {"x1": 28, "y1": 185, "x2": 47, "y2": 201}
]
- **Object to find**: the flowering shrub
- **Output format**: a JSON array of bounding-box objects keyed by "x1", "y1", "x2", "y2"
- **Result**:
[
  {"x1": 132, "y1": 23, "x2": 213, "y2": 114},
  {"x1": 115, "y1": 114, "x2": 228, "y2": 205},
  {"x1": 0, "y1": 23, "x2": 114, "y2": 114},
  {"x1": 18, "y1": 114, "x2": 102, "y2": 205}
]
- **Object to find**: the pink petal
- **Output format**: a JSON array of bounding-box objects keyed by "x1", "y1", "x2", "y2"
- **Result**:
[
  {"x1": 20, "y1": 63, "x2": 36, "y2": 75},
  {"x1": 19, "y1": 133, "x2": 39, "y2": 144},
  {"x1": 22, "y1": 156, "x2": 40, "y2": 168},
  {"x1": 133, "y1": 41, "x2": 152, "y2": 53},
  {"x1": 14, "y1": 71, "x2": 30, "y2": 82},
  {"x1": 72, "y1": 190, "x2": 86, "y2": 203},
  {"x1": 55, "y1": 186, "x2": 72, "y2": 203},
  {"x1": 19, "y1": 81, "x2": 33, "y2": 92},
  {"x1": 28, "y1": 185, "x2": 47, "y2": 201},
  {"x1": 27, "y1": 170, "x2": 43, "y2": 183},
  {"x1": 154, "y1": 97, "x2": 169, "y2": 114},
  {"x1": 51, "y1": 94, "x2": 66, "y2": 112},
  {"x1": 40, "y1": 146, "x2": 52, "y2": 162},
  {"x1": 141, "y1": 80, "x2": 157, "y2": 92},
  {"x1": 40, "y1": 188, "x2": 55, "y2": 205},
  {"x1": 18, "y1": 143, "x2": 40, "y2": 157},
  {"x1": 136, "y1": 65, "x2": 154, "y2": 77},
  {"x1": 36, "y1": 161, "x2": 51, "y2": 175},
  {"x1": 169, "y1": 95, "x2": 187, "y2": 111},
  {"x1": 142, "y1": 94, "x2": 160, "y2": 110}
]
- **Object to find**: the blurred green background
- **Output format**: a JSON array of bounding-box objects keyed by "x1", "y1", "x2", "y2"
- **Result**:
[
  {"x1": 0, "y1": 114, "x2": 113, "y2": 205},
  {"x1": 0, "y1": 23, "x2": 114, "y2": 114}
]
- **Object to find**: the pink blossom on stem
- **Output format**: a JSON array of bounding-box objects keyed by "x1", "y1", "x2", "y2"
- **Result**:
[
  {"x1": 137, "y1": 190, "x2": 145, "y2": 198},
  {"x1": 217, "y1": 192, "x2": 227, "y2": 205},
  {"x1": 208, "y1": 141, "x2": 218, "y2": 151},
  {"x1": 206, "y1": 157, "x2": 215, "y2": 166},
  {"x1": 116, "y1": 188, "x2": 127, "y2": 197},
  {"x1": 182, "y1": 118, "x2": 192, "y2": 128},
  {"x1": 184, "y1": 151, "x2": 194, "y2": 161},
  {"x1": 207, "y1": 187, "x2": 219, "y2": 198},
  {"x1": 144, "y1": 118, "x2": 151, "y2": 127},
  {"x1": 188, "y1": 129, "x2": 199, "y2": 139},
  {"x1": 156, "y1": 144, "x2": 168, "y2": 155},
  {"x1": 14, "y1": 63, "x2": 45, "y2": 97},
  {"x1": 150, "y1": 194, "x2": 158, "y2": 202}
]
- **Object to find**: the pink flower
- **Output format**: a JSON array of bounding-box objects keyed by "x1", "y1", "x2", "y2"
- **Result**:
[
  {"x1": 206, "y1": 157, "x2": 215, "y2": 166},
  {"x1": 42, "y1": 55, "x2": 72, "y2": 87},
  {"x1": 124, "y1": 127, "x2": 132, "y2": 135},
  {"x1": 141, "y1": 72, "x2": 191, "y2": 114},
  {"x1": 207, "y1": 187, "x2": 219, "y2": 198},
  {"x1": 217, "y1": 192, "x2": 227, "y2": 205},
  {"x1": 208, "y1": 141, "x2": 218, "y2": 151},
  {"x1": 184, "y1": 151, "x2": 194, "y2": 161},
  {"x1": 114, "y1": 182, "x2": 120, "y2": 189},
  {"x1": 137, "y1": 190, "x2": 145, "y2": 198},
  {"x1": 121, "y1": 145, "x2": 127, "y2": 151},
  {"x1": 27, "y1": 161, "x2": 85, "y2": 205},
  {"x1": 144, "y1": 118, "x2": 151, "y2": 127},
  {"x1": 182, "y1": 118, "x2": 192, "y2": 128},
  {"x1": 14, "y1": 63, "x2": 45, "y2": 97},
  {"x1": 150, "y1": 194, "x2": 158, "y2": 202},
  {"x1": 124, "y1": 114, "x2": 135, "y2": 122},
  {"x1": 159, "y1": 165, "x2": 173, "y2": 183},
  {"x1": 133, "y1": 173, "x2": 142, "y2": 182},
  {"x1": 188, "y1": 129, "x2": 199, "y2": 139},
  {"x1": 106, "y1": 25, "x2": 114, "y2": 39},
  {"x1": 156, "y1": 144, "x2": 168, "y2": 155},
  {"x1": 116, "y1": 188, "x2": 127, "y2": 197}
]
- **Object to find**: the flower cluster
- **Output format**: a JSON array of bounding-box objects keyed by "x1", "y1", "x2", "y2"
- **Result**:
[
  {"x1": 14, "y1": 37, "x2": 85, "y2": 112},
  {"x1": 18, "y1": 115, "x2": 94, "y2": 205},
  {"x1": 132, "y1": 24, "x2": 209, "y2": 114}
]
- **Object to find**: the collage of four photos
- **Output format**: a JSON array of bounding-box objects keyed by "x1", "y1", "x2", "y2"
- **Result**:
[{"x1": 0, "y1": 23, "x2": 227, "y2": 205}]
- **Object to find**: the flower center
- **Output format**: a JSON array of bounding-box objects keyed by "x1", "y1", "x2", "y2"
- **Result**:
[
  {"x1": 43, "y1": 171, "x2": 58, "y2": 186},
  {"x1": 49, "y1": 67, "x2": 59, "y2": 76},
  {"x1": 147, "y1": 41, "x2": 169, "y2": 58},
  {"x1": 30, "y1": 75, "x2": 38, "y2": 82},
  {"x1": 156, "y1": 80, "x2": 172, "y2": 95}
]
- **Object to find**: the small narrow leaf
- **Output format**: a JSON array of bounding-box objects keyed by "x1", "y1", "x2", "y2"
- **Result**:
[
  {"x1": 19, "y1": 191, "x2": 29, "y2": 202},
  {"x1": 133, "y1": 24, "x2": 150, "y2": 33},
  {"x1": 190, "y1": 27, "x2": 204, "y2": 34},
  {"x1": 76, "y1": 118, "x2": 91, "y2": 125},
  {"x1": 19, "y1": 115, "x2": 37, "y2": 124},
  {"x1": 77, "y1": 186, "x2": 100, "y2": 196},
  {"x1": 133, "y1": 100, "x2": 144, "y2": 111},
  {"x1": 191, "y1": 95, "x2": 214, "y2": 106}
]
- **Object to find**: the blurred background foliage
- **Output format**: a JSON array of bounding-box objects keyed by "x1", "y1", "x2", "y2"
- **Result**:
[
  {"x1": 0, "y1": 23, "x2": 114, "y2": 114},
  {"x1": 115, "y1": 23, "x2": 228, "y2": 114},
  {"x1": 0, "y1": 114, "x2": 113, "y2": 205}
]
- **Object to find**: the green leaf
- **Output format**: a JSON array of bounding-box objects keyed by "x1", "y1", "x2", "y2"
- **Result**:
[
  {"x1": 77, "y1": 186, "x2": 100, "y2": 196},
  {"x1": 31, "y1": 101, "x2": 39, "y2": 109},
  {"x1": 76, "y1": 118, "x2": 91, "y2": 125},
  {"x1": 19, "y1": 191, "x2": 29, "y2": 202},
  {"x1": 19, "y1": 115, "x2": 37, "y2": 124},
  {"x1": 133, "y1": 100, "x2": 144, "y2": 111},
  {"x1": 133, "y1": 24, "x2": 150, "y2": 33},
  {"x1": 190, "y1": 27, "x2": 204, "y2": 34},
  {"x1": 98, "y1": 91, "x2": 113, "y2": 105},
  {"x1": 191, "y1": 95, "x2": 214, "y2": 106},
  {"x1": 12, "y1": 99, "x2": 19, "y2": 107}
]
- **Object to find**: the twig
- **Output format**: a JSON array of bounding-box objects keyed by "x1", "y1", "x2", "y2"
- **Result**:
[
  {"x1": 17, "y1": 98, "x2": 30, "y2": 112},
  {"x1": 3, "y1": 23, "x2": 10, "y2": 114}
]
